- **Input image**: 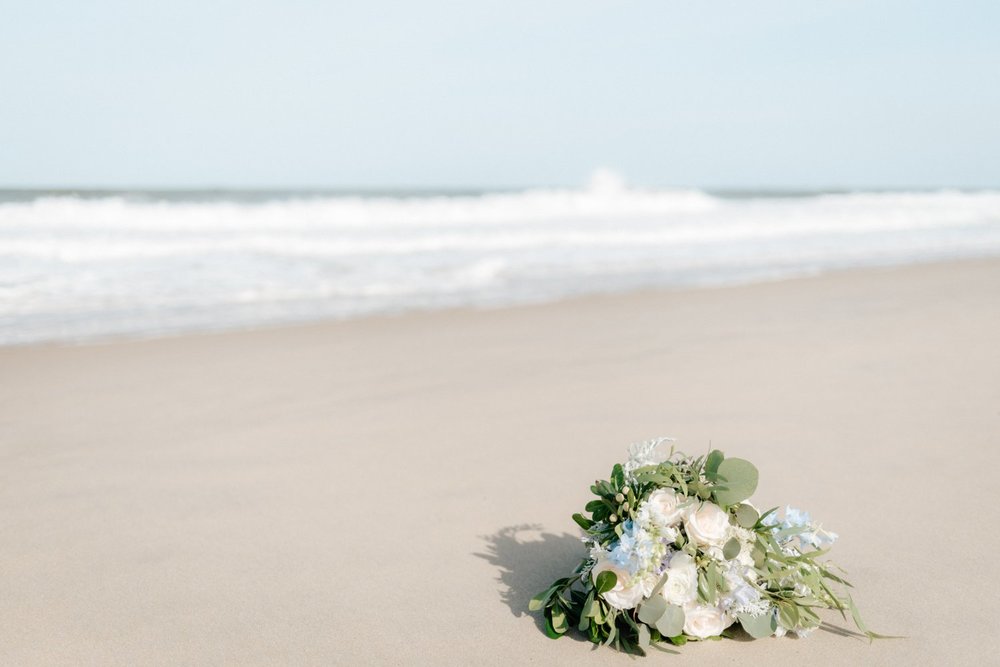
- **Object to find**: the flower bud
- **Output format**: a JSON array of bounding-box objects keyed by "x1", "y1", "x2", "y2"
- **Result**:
[
  {"x1": 609, "y1": 514, "x2": 618, "y2": 523},
  {"x1": 615, "y1": 493, "x2": 624, "y2": 503}
]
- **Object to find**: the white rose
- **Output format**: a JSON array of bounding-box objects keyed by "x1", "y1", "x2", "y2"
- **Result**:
[
  {"x1": 682, "y1": 603, "x2": 733, "y2": 639},
  {"x1": 660, "y1": 552, "x2": 698, "y2": 606},
  {"x1": 591, "y1": 556, "x2": 645, "y2": 610},
  {"x1": 684, "y1": 501, "x2": 731, "y2": 549},
  {"x1": 645, "y1": 489, "x2": 689, "y2": 528}
]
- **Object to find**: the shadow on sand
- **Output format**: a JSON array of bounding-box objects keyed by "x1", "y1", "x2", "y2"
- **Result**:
[{"x1": 475, "y1": 524, "x2": 587, "y2": 631}]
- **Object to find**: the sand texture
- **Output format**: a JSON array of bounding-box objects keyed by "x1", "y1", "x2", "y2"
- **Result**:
[{"x1": 2, "y1": 259, "x2": 999, "y2": 664}]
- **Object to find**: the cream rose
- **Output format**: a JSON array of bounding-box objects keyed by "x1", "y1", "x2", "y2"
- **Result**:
[
  {"x1": 683, "y1": 501, "x2": 731, "y2": 549},
  {"x1": 645, "y1": 488, "x2": 689, "y2": 528},
  {"x1": 591, "y1": 556, "x2": 645, "y2": 610},
  {"x1": 660, "y1": 552, "x2": 698, "y2": 606},
  {"x1": 682, "y1": 603, "x2": 733, "y2": 639}
]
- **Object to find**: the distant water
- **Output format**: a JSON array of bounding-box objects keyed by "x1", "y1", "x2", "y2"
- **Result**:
[{"x1": 2, "y1": 183, "x2": 1000, "y2": 345}]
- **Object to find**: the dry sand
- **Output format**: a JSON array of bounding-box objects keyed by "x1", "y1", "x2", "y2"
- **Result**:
[{"x1": 2, "y1": 259, "x2": 999, "y2": 665}]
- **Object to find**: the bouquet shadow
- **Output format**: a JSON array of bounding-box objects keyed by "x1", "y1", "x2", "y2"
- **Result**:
[{"x1": 476, "y1": 524, "x2": 590, "y2": 636}]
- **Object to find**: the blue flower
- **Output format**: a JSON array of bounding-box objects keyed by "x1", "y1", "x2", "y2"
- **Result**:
[
  {"x1": 783, "y1": 506, "x2": 812, "y2": 528},
  {"x1": 608, "y1": 520, "x2": 656, "y2": 576}
]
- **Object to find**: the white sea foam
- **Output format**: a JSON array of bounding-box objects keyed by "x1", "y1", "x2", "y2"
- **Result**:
[{"x1": 1, "y1": 184, "x2": 999, "y2": 344}]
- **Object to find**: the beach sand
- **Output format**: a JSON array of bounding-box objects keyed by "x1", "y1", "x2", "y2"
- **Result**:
[{"x1": 2, "y1": 259, "x2": 999, "y2": 665}]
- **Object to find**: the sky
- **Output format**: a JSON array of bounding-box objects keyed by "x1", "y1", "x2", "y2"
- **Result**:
[{"x1": 1, "y1": 0, "x2": 998, "y2": 190}]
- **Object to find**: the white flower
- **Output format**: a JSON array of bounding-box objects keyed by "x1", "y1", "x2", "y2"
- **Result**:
[
  {"x1": 644, "y1": 488, "x2": 690, "y2": 529},
  {"x1": 720, "y1": 561, "x2": 768, "y2": 617},
  {"x1": 682, "y1": 603, "x2": 733, "y2": 639},
  {"x1": 591, "y1": 555, "x2": 646, "y2": 610},
  {"x1": 731, "y1": 527, "x2": 757, "y2": 568},
  {"x1": 623, "y1": 437, "x2": 673, "y2": 476},
  {"x1": 684, "y1": 501, "x2": 731, "y2": 549},
  {"x1": 659, "y1": 524, "x2": 680, "y2": 544},
  {"x1": 660, "y1": 552, "x2": 698, "y2": 606}
]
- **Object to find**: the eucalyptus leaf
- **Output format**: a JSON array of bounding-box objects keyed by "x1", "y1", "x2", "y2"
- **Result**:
[
  {"x1": 738, "y1": 612, "x2": 777, "y2": 639},
  {"x1": 777, "y1": 601, "x2": 799, "y2": 630},
  {"x1": 712, "y1": 458, "x2": 759, "y2": 506},
  {"x1": 723, "y1": 536, "x2": 741, "y2": 560},
  {"x1": 637, "y1": 595, "x2": 667, "y2": 625},
  {"x1": 655, "y1": 604, "x2": 685, "y2": 638},
  {"x1": 704, "y1": 563, "x2": 720, "y2": 604},
  {"x1": 735, "y1": 503, "x2": 759, "y2": 528},
  {"x1": 704, "y1": 449, "x2": 724, "y2": 481},
  {"x1": 638, "y1": 624, "x2": 651, "y2": 649}
]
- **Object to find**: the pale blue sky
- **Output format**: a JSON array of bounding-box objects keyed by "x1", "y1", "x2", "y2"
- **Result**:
[{"x1": 1, "y1": 0, "x2": 998, "y2": 189}]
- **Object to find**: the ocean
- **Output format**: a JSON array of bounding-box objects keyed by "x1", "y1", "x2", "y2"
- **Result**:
[{"x1": 2, "y1": 183, "x2": 999, "y2": 345}]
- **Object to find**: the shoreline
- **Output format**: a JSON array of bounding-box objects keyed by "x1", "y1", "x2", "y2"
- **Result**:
[
  {"x1": 2, "y1": 257, "x2": 999, "y2": 664},
  {"x1": 7, "y1": 255, "x2": 1000, "y2": 350}
]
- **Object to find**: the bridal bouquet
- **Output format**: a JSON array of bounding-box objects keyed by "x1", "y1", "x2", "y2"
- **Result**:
[{"x1": 530, "y1": 438, "x2": 879, "y2": 654}]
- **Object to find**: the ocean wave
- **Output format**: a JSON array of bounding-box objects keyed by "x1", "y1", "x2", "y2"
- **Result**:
[{"x1": 1, "y1": 186, "x2": 999, "y2": 344}]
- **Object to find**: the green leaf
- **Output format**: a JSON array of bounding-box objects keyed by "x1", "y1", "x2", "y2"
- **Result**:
[
  {"x1": 704, "y1": 562, "x2": 720, "y2": 605},
  {"x1": 638, "y1": 624, "x2": 651, "y2": 649},
  {"x1": 582, "y1": 590, "x2": 596, "y2": 618},
  {"x1": 572, "y1": 513, "x2": 593, "y2": 530},
  {"x1": 635, "y1": 471, "x2": 673, "y2": 486},
  {"x1": 544, "y1": 615, "x2": 562, "y2": 639},
  {"x1": 588, "y1": 620, "x2": 600, "y2": 643},
  {"x1": 846, "y1": 594, "x2": 902, "y2": 640},
  {"x1": 592, "y1": 600, "x2": 605, "y2": 624},
  {"x1": 649, "y1": 570, "x2": 672, "y2": 598},
  {"x1": 551, "y1": 606, "x2": 568, "y2": 634},
  {"x1": 528, "y1": 586, "x2": 556, "y2": 611},
  {"x1": 704, "y1": 449, "x2": 724, "y2": 481},
  {"x1": 655, "y1": 604, "x2": 685, "y2": 638},
  {"x1": 595, "y1": 570, "x2": 617, "y2": 595},
  {"x1": 612, "y1": 463, "x2": 624, "y2": 488},
  {"x1": 777, "y1": 601, "x2": 799, "y2": 630},
  {"x1": 738, "y1": 612, "x2": 777, "y2": 639},
  {"x1": 756, "y1": 506, "x2": 779, "y2": 525},
  {"x1": 735, "y1": 503, "x2": 759, "y2": 528},
  {"x1": 712, "y1": 457, "x2": 759, "y2": 506},
  {"x1": 723, "y1": 536, "x2": 741, "y2": 560},
  {"x1": 585, "y1": 499, "x2": 604, "y2": 513},
  {"x1": 637, "y1": 595, "x2": 667, "y2": 625}
]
